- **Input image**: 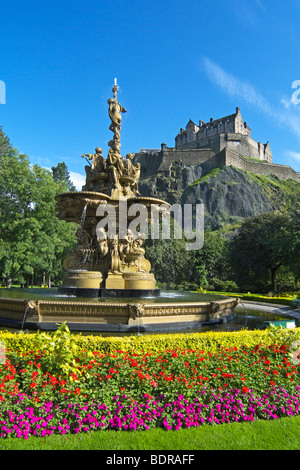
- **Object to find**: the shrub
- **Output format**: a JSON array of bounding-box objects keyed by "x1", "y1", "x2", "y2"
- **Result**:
[
  {"x1": 210, "y1": 278, "x2": 239, "y2": 292},
  {"x1": 2, "y1": 325, "x2": 298, "y2": 355}
]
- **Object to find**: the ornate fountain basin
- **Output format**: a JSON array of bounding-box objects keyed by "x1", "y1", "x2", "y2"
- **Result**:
[{"x1": 0, "y1": 289, "x2": 239, "y2": 332}]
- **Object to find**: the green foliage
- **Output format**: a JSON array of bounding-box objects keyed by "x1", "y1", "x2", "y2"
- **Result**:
[
  {"x1": 0, "y1": 127, "x2": 77, "y2": 285},
  {"x1": 246, "y1": 172, "x2": 300, "y2": 214},
  {"x1": 285, "y1": 211, "x2": 300, "y2": 283},
  {"x1": 192, "y1": 230, "x2": 232, "y2": 287},
  {"x1": 190, "y1": 167, "x2": 222, "y2": 186},
  {"x1": 0, "y1": 125, "x2": 14, "y2": 157},
  {"x1": 264, "y1": 324, "x2": 300, "y2": 348},
  {"x1": 209, "y1": 278, "x2": 239, "y2": 292},
  {"x1": 229, "y1": 211, "x2": 296, "y2": 292},
  {"x1": 51, "y1": 162, "x2": 76, "y2": 192},
  {"x1": 33, "y1": 323, "x2": 86, "y2": 378},
  {"x1": 144, "y1": 218, "x2": 195, "y2": 287},
  {"x1": 0, "y1": 326, "x2": 290, "y2": 356},
  {"x1": 236, "y1": 294, "x2": 294, "y2": 305}
]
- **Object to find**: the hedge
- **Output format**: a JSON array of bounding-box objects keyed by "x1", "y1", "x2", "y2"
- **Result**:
[
  {"x1": 1, "y1": 327, "x2": 300, "y2": 355},
  {"x1": 206, "y1": 292, "x2": 296, "y2": 306}
]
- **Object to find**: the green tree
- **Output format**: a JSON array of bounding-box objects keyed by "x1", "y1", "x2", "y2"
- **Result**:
[
  {"x1": 228, "y1": 212, "x2": 291, "y2": 292},
  {"x1": 0, "y1": 127, "x2": 77, "y2": 286},
  {"x1": 285, "y1": 210, "x2": 300, "y2": 284},
  {"x1": 192, "y1": 230, "x2": 232, "y2": 286},
  {"x1": 0, "y1": 125, "x2": 14, "y2": 157},
  {"x1": 145, "y1": 237, "x2": 194, "y2": 289},
  {"x1": 144, "y1": 216, "x2": 195, "y2": 289},
  {"x1": 51, "y1": 161, "x2": 76, "y2": 192}
]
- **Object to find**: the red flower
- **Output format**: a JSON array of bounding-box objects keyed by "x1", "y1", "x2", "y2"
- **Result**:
[{"x1": 242, "y1": 386, "x2": 250, "y2": 393}]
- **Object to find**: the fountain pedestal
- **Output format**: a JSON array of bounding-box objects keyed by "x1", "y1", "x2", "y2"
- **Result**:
[{"x1": 105, "y1": 272, "x2": 124, "y2": 290}]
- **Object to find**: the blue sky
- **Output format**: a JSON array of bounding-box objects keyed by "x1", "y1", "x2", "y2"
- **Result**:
[{"x1": 1, "y1": 0, "x2": 300, "y2": 189}]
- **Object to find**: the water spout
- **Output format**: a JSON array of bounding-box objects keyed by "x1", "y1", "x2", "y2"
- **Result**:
[
  {"x1": 20, "y1": 301, "x2": 37, "y2": 332},
  {"x1": 239, "y1": 301, "x2": 249, "y2": 328},
  {"x1": 80, "y1": 203, "x2": 88, "y2": 227}
]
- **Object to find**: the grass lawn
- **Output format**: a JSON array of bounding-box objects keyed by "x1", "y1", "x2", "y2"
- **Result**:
[{"x1": 1, "y1": 415, "x2": 300, "y2": 451}]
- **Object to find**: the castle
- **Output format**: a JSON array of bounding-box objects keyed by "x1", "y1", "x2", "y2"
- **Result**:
[
  {"x1": 175, "y1": 107, "x2": 272, "y2": 163},
  {"x1": 133, "y1": 108, "x2": 299, "y2": 182}
]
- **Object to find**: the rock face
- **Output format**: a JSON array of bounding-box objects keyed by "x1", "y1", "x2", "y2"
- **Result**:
[
  {"x1": 181, "y1": 166, "x2": 278, "y2": 230},
  {"x1": 138, "y1": 164, "x2": 297, "y2": 231}
]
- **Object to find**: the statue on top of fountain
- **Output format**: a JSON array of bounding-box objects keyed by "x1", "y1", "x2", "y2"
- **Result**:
[{"x1": 81, "y1": 79, "x2": 141, "y2": 199}]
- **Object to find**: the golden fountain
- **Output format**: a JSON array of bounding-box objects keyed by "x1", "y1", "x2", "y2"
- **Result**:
[
  {"x1": 0, "y1": 81, "x2": 240, "y2": 332},
  {"x1": 56, "y1": 79, "x2": 168, "y2": 297}
]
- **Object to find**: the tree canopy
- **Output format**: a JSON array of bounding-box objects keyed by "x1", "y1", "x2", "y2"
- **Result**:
[
  {"x1": 228, "y1": 211, "x2": 298, "y2": 292},
  {"x1": 0, "y1": 126, "x2": 77, "y2": 286},
  {"x1": 52, "y1": 162, "x2": 76, "y2": 192}
]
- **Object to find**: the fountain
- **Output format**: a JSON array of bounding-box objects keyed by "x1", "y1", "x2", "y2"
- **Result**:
[
  {"x1": 0, "y1": 80, "x2": 240, "y2": 332},
  {"x1": 56, "y1": 78, "x2": 167, "y2": 298}
]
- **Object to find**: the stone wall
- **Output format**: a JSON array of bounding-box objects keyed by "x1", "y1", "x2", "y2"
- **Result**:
[
  {"x1": 222, "y1": 148, "x2": 300, "y2": 181},
  {"x1": 133, "y1": 147, "x2": 215, "y2": 175},
  {"x1": 133, "y1": 151, "x2": 163, "y2": 175},
  {"x1": 133, "y1": 145, "x2": 300, "y2": 182},
  {"x1": 158, "y1": 148, "x2": 215, "y2": 173}
]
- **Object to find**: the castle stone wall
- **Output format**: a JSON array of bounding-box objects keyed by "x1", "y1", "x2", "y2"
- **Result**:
[
  {"x1": 157, "y1": 148, "x2": 215, "y2": 172},
  {"x1": 222, "y1": 148, "x2": 300, "y2": 181},
  {"x1": 133, "y1": 145, "x2": 300, "y2": 182},
  {"x1": 132, "y1": 151, "x2": 163, "y2": 175}
]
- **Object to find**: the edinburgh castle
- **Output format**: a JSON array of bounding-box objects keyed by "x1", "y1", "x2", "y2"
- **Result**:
[{"x1": 133, "y1": 107, "x2": 300, "y2": 182}]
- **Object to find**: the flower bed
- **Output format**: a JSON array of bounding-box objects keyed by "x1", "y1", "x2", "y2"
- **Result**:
[{"x1": 0, "y1": 324, "x2": 300, "y2": 439}]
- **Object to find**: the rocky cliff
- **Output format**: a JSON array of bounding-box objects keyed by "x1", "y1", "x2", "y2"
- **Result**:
[{"x1": 138, "y1": 164, "x2": 300, "y2": 231}]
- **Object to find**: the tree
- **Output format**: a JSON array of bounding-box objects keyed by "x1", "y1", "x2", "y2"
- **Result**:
[
  {"x1": 51, "y1": 162, "x2": 76, "y2": 192},
  {"x1": 192, "y1": 230, "x2": 232, "y2": 286},
  {"x1": 144, "y1": 217, "x2": 195, "y2": 289},
  {"x1": 0, "y1": 127, "x2": 77, "y2": 286},
  {"x1": 0, "y1": 125, "x2": 14, "y2": 157},
  {"x1": 285, "y1": 210, "x2": 300, "y2": 283},
  {"x1": 228, "y1": 212, "x2": 291, "y2": 292},
  {"x1": 145, "y1": 237, "x2": 195, "y2": 289}
]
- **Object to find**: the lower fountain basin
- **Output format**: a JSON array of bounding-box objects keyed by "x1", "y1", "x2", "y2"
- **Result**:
[{"x1": 0, "y1": 288, "x2": 239, "y2": 332}]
